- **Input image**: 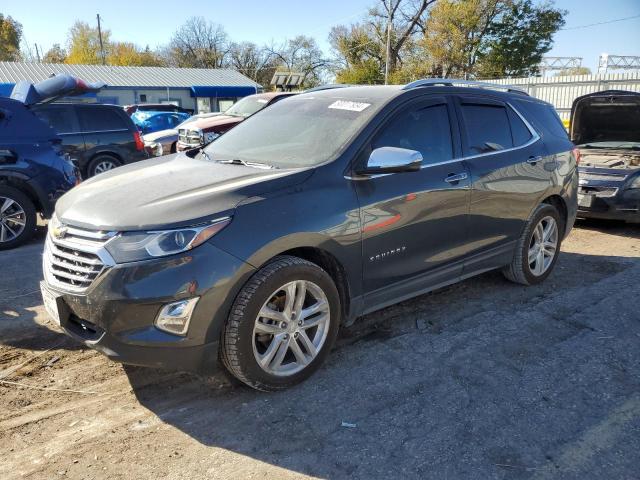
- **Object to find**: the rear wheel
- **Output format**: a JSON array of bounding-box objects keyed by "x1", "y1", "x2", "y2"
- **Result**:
[
  {"x1": 221, "y1": 256, "x2": 340, "y2": 391},
  {"x1": 503, "y1": 203, "x2": 562, "y2": 285},
  {"x1": 0, "y1": 186, "x2": 36, "y2": 250},
  {"x1": 87, "y1": 155, "x2": 121, "y2": 177}
]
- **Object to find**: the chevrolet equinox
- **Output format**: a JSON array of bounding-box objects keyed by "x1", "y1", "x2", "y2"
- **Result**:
[{"x1": 41, "y1": 80, "x2": 578, "y2": 391}]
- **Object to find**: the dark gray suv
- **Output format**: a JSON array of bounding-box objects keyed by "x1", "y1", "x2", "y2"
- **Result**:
[{"x1": 41, "y1": 80, "x2": 578, "y2": 391}]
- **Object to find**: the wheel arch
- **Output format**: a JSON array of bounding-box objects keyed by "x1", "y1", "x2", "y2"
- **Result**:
[
  {"x1": 0, "y1": 173, "x2": 45, "y2": 213},
  {"x1": 541, "y1": 194, "x2": 568, "y2": 237}
]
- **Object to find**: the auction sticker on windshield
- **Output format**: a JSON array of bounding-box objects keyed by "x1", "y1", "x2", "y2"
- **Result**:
[{"x1": 328, "y1": 100, "x2": 371, "y2": 112}]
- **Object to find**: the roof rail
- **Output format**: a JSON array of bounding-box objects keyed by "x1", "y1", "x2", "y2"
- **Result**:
[
  {"x1": 403, "y1": 78, "x2": 529, "y2": 96},
  {"x1": 303, "y1": 84, "x2": 355, "y2": 93}
]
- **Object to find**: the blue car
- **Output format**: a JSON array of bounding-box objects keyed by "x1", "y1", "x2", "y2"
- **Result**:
[
  {"x1": 130, "y1": 111, "x2": 191, "y2": 135},
  {"x1": 0, "y1": 75, "x2": 98, "y2": 249}
]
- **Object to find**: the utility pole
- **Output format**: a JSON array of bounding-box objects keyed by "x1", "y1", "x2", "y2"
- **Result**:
[
  {"x1": 97, "y1": 14, "x2": 106, "y2": 65},
  {"x1": 34, "y1": 44, "x2": 41, "y2": 62},
  {"x1": 384, "y1": 0, "x2": 392, "y2": 84}
]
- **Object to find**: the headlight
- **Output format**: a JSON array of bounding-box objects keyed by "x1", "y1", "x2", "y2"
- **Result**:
[
  {"x1": 105, "y1": 217, "x2": 231, "y2": 263},
  {"x1": 628, "y1": 175, "x2": 640, "y2": 189},
  {"x1": 205, "y1": 132, "x2": 220, "y2": 144}
]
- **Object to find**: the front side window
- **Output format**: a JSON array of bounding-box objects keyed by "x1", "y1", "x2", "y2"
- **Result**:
[
  {"x1": 372, "y1": 103, "x2": 454, "y2": 164},
  {"x1": 461, "y1": 103, "x2": 513, "y2": 154}
]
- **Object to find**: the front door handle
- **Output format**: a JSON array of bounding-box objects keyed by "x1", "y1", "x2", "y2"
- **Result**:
[
  {"x1": 444, "y1": 172, "x2": 468, "y2": 184},
  {"x1": 527, "y1": 155, "x2": 543, "y2": 165}
]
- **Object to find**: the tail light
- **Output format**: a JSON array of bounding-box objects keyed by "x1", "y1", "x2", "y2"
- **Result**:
[
  {"x1": 572, "y1": 147, "x2": 581, "y2": 165},
  {"x1": 133, "y1": 131, "x2": 144, "y2": 151}
]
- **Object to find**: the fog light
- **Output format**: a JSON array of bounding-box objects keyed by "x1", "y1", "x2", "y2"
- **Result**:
[{"x1": 154, "y1": 298, "x2": 199, "y2": 336}]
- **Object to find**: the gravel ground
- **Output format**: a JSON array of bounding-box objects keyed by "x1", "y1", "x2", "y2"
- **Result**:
[{"x1": 0, "y1": 220, "x2": 639, "y2": 480}]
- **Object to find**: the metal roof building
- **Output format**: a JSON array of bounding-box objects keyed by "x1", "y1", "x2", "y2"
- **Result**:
[{"x1": 0, "y1": 61, "x2": 261, "y2": 113}]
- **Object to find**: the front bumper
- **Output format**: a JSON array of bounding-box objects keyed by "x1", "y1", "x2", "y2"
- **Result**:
[
  {"x1": 42, "y1": 240, "x2": 255, "y2": 372},
  {"x1": 577, "y1": 187, "x2": 640, "y2": 223}
]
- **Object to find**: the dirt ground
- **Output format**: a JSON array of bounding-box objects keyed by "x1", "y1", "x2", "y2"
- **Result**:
[{"x1": 1, "y1": 220, "x2": 639, "y2": 480}]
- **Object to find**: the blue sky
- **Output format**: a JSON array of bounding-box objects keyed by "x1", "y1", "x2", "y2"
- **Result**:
[{"x1": 4, "y1": 0, "x2": 640, "y2": 73}]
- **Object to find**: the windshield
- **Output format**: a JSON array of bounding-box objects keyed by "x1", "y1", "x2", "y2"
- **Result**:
[
  {"x1": 205, "y1": 93, "x2": 384, "y2": 168},
  {"x1": 224, "y1": 96, "x2": 269, "y2": 117}
]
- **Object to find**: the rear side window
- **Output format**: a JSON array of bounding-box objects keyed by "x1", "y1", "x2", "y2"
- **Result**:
[
  {"x1": 372, "y1": 103, "x2": 454, "y2": 164},
  {"x1": 77, "y1": 107, "x2": 127, "y2": 132},
  {"x1": 461, "y1": 103, "x2": 513, "y2": 154},
  {"x1": 33, "y1": 106, "x2": 76, "y2": 134},
  {"x1": 507, "y1": 107, "x2": 533, "y2": 146}
]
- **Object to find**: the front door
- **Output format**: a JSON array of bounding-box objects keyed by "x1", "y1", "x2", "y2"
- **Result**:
[{"x1": 353, "y1": 96, "x2": 471, "y2": 307}]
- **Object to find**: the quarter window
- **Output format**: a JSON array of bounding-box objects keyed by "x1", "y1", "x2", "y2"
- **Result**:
[
  {"x1": 372, "y1": 103, "x2": 454, "y2": 164},
  {"x1": 77, "y1": 108, "x2": 127, "y2": 132},
  {"x1": 507, "y1": 107, "x2": 533, "y2": 146},
  {"x1": 461, "y1": 104, "x2": 513, "y2": 154}
]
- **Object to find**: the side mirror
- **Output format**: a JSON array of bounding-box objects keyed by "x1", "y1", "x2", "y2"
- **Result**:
[{"x1": 359, "y1": 146, "x2": 422, "y2": 174}]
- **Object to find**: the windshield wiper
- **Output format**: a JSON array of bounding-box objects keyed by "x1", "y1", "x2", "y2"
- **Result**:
[
  {"x1": 217, "y1": 158, "x2": 276, "y2": 169},
  {"x1": 199, "y1": 148, "x2": 212, "y2": 161}
]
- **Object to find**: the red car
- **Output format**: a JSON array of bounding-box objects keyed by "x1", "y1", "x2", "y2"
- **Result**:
[{"x1": 176, "y1": 92, "x2": 295, "y2": 151}]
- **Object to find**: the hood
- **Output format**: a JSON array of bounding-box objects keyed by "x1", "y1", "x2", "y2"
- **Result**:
[
  {"x1": 55, "y1": 153, "x2": 312, "y2": 231},
  {"x1": 143, "y1": 128, "x2": 178, "y2": 143},
  {"x1": 182, "y1": 115, "x2": 243, "y2": 133},
  {"x1": 571, "y1": 90, "x2": 640, "y2": 145}
]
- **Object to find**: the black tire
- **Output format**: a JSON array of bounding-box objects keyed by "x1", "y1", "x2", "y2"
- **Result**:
[
  {"x1": 220, "y1": 255, "x2": 341, "y2": 391},
  {"x1": 87, "y1": 155, "x2": 121, "y2": 177},
  {"x1": 0, "y1": 185, "x2": 37, "y2": 250},
  {"x1": 170, "y1": 142, "x2": 177, "y2": 154},
  {"x1": 502, "y1": 203, "x2": 563, "y2": 285}
]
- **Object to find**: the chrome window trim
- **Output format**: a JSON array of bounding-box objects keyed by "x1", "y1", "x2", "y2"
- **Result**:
[{"x1": 58, "y1": 128, "x2": 130, "y2": 135}]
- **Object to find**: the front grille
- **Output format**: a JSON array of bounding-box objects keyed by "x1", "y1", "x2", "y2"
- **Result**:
[
  {"x1": 44, "y1": 225, "x2": 115, "y2": 292},
  {"x1": 178, "y1": 128, "x2": 202, "y2": 147}
]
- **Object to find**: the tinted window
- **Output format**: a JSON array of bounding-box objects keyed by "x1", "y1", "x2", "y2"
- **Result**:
[
  {"x1": 524, "y1": 101, "x2": 568, "y2": 139},
  {"x1": 78, "y1": 107, "x2": 127, "y2": 132},
  {"x1": 33, "y1": 106, "x2": 75, "y2": 133},
  {"x1": 507, "y1": 107, "x2": 532, "y2": 146},
  {"x1": 461, "y1": 104, "x2": 513, "y2": 154},
  {"x1": 372, "y1": 103, "x2": 453, "y2": 164}
]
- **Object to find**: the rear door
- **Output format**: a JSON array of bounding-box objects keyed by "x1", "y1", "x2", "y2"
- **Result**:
[
  {"x1": 354, "y1": 96, "x2": 471, "y2": 306},
  {"x1": 454, "y1": 95, "x2": 550, "y2": 271},
  {"x1": 76, "y1": 106, "x2": 134, "y2": 163},
  {"x1": 32, "y1": 105, "x2": 84, "y2": 165}
]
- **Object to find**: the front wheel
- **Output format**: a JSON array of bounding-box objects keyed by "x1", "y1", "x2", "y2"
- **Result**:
[
  {"x1": 503, "y1": 203, "x2": 563, "y2": 285},
  {"x1": 220, "y1": 256, "x2": 341, "y2": 391},
  {"x1": 0, "y1": 186, "x2": 37, "y2": 250}
]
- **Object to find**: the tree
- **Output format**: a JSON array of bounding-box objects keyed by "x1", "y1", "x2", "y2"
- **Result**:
[
  {"x1": 266, "y1": 36, "x2": 328, "y2": 88},
  {"x1": 43, "y1": 43, "x2": 67, "y2": 63},
  {"x1": 229, "y1": 42, "x2": 276, "y2": 87},
  {"x1": 423, "y1": 0, "x2": 507, "y2": 78},
  {"x1": 329, "y1": 0, "x2": 435, "y2": 83},
  {"x1": 329, "y1": 24, "x2": 384, "y2": 84},
  {"x1": 554, "y1": 66, "x2": 591, "y2": 76},
  {"x1": 165, "y1": 17, "x2": 229, "y2": 68},
  {"x1": 65, "y1": 21, "x2": 110, "y2": 64},
  {"x1": 108, "y1": 43, "x2": 164, "y2": 66},
  {"x1": 476, "y1": 0, "x2": 566, "y2": 78},
  {"x1": 0, "y1": 14, "x2": 23, "y2": 61}
]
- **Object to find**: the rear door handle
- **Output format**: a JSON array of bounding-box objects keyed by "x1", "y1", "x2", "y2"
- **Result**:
[
  {"x1": 527, "y1": 155, "x2": 542, "y2": 165},
  {"x1": 444, "y1": 172, "x2": 468, "y2": 184}
]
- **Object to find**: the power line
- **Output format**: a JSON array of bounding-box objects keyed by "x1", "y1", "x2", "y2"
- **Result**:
[{"x1": 559, "y1": 14, "x2": 640, "y2": 31}]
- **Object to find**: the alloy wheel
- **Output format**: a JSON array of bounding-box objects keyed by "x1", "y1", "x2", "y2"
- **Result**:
[
  {"x1": 528, "y1": 215, "x2": 558, "y2": 276},
  {"x1": 252, "y1": 280, "x2": 331, "y2": 376},
  {"x1": 0, "y1": 196, "x2": 26, "y2": 243},
  {"x1": 93, "y1": 160, "x2": 117, "y2": 175}
]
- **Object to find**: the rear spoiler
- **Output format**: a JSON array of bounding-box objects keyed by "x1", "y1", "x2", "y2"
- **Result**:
[{"x1": 10, "y1": 74, "x2": 106, "y2": 106}]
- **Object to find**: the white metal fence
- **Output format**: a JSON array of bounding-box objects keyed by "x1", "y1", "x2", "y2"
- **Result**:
[{"x1": 492, "y1": 72, "x2": 640, "y2": 120}]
